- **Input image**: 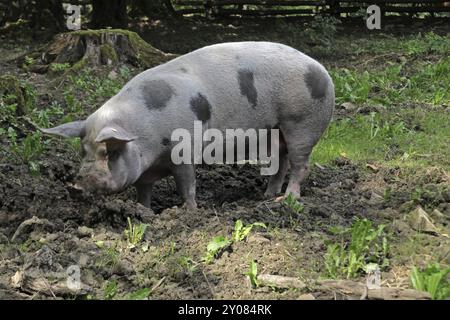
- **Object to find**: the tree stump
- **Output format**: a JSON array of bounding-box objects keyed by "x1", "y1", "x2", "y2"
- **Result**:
[
  {"x1": 0, "y1": 75, "x2": 31, "y2": 115},
  {"x1": 18, "y1": 29, "x2": 176, "y2": 74}
]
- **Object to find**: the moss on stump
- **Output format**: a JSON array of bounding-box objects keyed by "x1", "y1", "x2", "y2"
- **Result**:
[
  {"x1": 17, "y1": 29, "x2": 176, "y2": 73},
  {"x1": 0, "y1": 75, "x2": 29, "y2": 115}
]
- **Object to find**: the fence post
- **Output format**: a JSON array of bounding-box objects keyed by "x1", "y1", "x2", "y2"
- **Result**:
[
  {"x1": 380, "y1": 0, "x2": 386, "y2": 19},
  {"x1": 328, "y1": 0, "x2": 341, "y2": 18},
  {"x1": 205, "y1": 0, "x2": 213, "y2": 18}
]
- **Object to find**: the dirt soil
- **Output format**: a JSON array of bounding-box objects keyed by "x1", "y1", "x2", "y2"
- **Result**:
[{"x1": 0, "y1": 18, "x2": 449, "y2": 300}]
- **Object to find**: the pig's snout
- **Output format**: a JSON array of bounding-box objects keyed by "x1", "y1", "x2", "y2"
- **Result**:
[{"x1": 73, "y1": 173, "x2": 119, "y2": 195}]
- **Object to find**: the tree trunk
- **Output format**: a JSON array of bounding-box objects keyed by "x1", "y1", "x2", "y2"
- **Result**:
[{"x1": 91, "y1": 0, "x2": 128, "y2": 29}]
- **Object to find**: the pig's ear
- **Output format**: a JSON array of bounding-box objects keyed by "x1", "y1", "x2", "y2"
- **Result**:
[
  {"x1": 94, "y1": 127, "x2": 137, "y2": 149},
  {"x1": 40, "y1": 120, "x2": 86, "y2": 138}
]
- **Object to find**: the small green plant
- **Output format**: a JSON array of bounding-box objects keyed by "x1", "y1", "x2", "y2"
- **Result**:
[
  {"x1": 178, "y1": 256, "x2": 197, "y2": 273},
  {"x1": 282, "y1": 193, "x2": 304, "y2": 214},
  {"x1": 0, "y1": 96, "x2": 18, "y2": 123},
  {"x1": 232, "y1": 220, "x2": 267, "y2": 242},
  {"x1": 97, "y1": 244, "x2": 121, "y2": 270},
  {"x1": 22, "y1": 56, "x2": 36, "y2": 69},
  {"x1": 125, "y1": 288, "x2": 151, "y2": 300},
  {"x1": 246, "y1": 260, "x2": 259, "y2": 288},
  {"x1": 308, "y1": 15, "x2": 341, "y2": 47},
  {"x1": 30, "y1": 101, "x2": 65, "y2": 128},
  {"x1": 50, "y1": 63, "x2": 71, "y2": 72},
  {"x1": 410, "y1": 263, "x2": 450, "y2": 300},
  {"x1": 324, "y1": 218, "x2": 389, "y2": 279},
  {"x1": 64, "y1": 91, "x2": 82, "y2": 114},
  {"x1": 202, "y1": 235, "x2": 231, "y2": 264},
  {"x1": 124, "y1": 217, "x2": 147, "y2": 246},
  {"x1": 103, "y1": 280, "x2": 118, "y2": 300},
  {"x1": 331, "y1": 69, "x2": 371, "y2": 105},
  {"x1": 7, "y1": 129, "x2": 44, "y2": 174},
  {"x1": 119, "y1": 65, "x2": 132, "y2": 79}
]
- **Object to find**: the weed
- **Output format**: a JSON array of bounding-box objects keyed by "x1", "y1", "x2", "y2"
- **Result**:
[
  {"x1": 97, "y1": 244, "x2": 120, "y2": 270},
  {"x1": 232, "y1": 220, "x2": 266, "y2": 243},
  {"x1": 7, "y1": 129, "x2": 44, "y2": 174},
  {"x1": 50, "y1": 63, "x2": 71, "y2": 72},
  {"x1": 124, "y1": 217, "x2": 147, "y2": 246},
  {"x1": 30, "y1": 101, "x2": 64, "y2": 128},
  {"x1": 0, "y1": 96, "x2": 18, "y2": 124},
  {"x1": 63, "y1": 90, "x2": 82, "y2": 114},
  {"x1": 23, "y1": 56, "x2": 35, "y2": 68},
  {"x1": 324, "y1": 219, "x2": 389, "y2": 279},
  {"x1": 177, "y1": 256, "x2": 197, "y2": 274},
  {"x1": 308, "y1": 15, "x2": 341, "y2": 47},
  {"x1": 410, "y1": 263, "x2": 450, "y2": 300},
  {"x1": 202, "y1": 235, "x2": 231, "y2": 264},
  {"x1": 282, "y1": 193, "x2": 304, "y2": 215},
  {"x1": 246, "y1": 260, "x2": 259, "y2": 288},
  {"x1": 103, "y1": 280, "x2": 118, "y2": 300},
  {"x1": 202, "y1": 220, "x2": 266, "y2": 264},
  {"x1": 125, "y1": 288, "x2": 151, "y2": 300}
]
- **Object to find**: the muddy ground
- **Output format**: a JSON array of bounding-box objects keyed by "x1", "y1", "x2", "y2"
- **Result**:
[{"x1": 0, "y1": 18, "x2": 449, "y2": 300}]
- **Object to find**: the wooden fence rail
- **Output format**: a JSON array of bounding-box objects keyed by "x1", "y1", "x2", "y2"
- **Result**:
[{"x1": 171, "y1": 0, "x2": 450, "y2": 17}]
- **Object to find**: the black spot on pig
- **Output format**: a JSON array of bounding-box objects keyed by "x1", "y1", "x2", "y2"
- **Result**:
[
  {"x1": 161, "y1": 137, "x2": 170, "y2": 146},
  {"x1": 180, "y1": 67, "x2": 188, "y2": 73},
  {"x1": 190, "y1": 93, "x2": 211, "y2": 122},
  {"x1": 141, "y1": 79, "x2": 174, "y2": 110},
  {"x1": 238, "y1": 69, "x2": 258, "y2": 108},
  {"x1": 304, "y1": 64, "x2": 329, "y2": 100}
]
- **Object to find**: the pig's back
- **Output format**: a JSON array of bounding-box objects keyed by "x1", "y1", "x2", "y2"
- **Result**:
[{"x1": 122, "y1": 42, "x2": 332, "y2": 131}]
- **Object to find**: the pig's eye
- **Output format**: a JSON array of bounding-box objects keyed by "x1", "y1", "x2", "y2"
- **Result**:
[{"x1": 98, "y1": 148, "x2": 108, "y2": 159}]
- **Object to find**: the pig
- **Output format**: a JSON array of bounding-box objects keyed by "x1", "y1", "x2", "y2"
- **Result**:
[{"x1": 41, "y1": 41, "x2": 334, "y2": 210}]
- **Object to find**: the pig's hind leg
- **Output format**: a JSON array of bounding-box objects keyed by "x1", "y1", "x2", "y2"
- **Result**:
[
  {"x1": 264, "y1": 131, "x2": 289, "y2": 197},
  {"x1": 280, "y1": 118, "x2": 323, "y2": 199},
  {"x1": 172, "y1": 164, "x2": 197, "y2": 210}
]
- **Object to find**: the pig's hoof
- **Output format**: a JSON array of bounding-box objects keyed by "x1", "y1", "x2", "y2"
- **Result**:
[
  {"x1": 264, "y1": 190, "x2": 276, "y2": 198},
  {"x1": 274, "y1": 196, "x2": 286, "y2": 203},
  {"x1": 183, "y1": 201, "x2": 197, "y2": 211},
  {"x1": 264, "y1": 189, "x2": 285, "y2": 199}
]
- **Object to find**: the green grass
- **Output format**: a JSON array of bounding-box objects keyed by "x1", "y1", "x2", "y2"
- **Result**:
[
  {"x1": 97, "y1": 244, "x2": 121, "y2": 270},
  {"x1": 332, "y1": 31, "x2": 450, "y2": 58},
  {"x1": 312, "y1": 109, "x2": 450, "y2": 170},
  {"x1": 331, "y1": 57, "x2": 450, "y2": 106},
  {"x1": 312, "y1": 33, "x2": 450, "y2": 171}
]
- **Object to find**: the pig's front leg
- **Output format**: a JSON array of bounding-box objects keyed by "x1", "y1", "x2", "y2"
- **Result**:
[
  {"x1": 172, "y1": 164, "x2": 197, "y2": 210},
  {"x1": 136, "y1": 183, "x2": 153, "y2": 208}
]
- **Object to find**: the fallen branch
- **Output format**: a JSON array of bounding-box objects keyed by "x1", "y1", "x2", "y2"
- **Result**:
[{"x1": 318, "y1": 279, "x2": 431, "y2": 300}]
